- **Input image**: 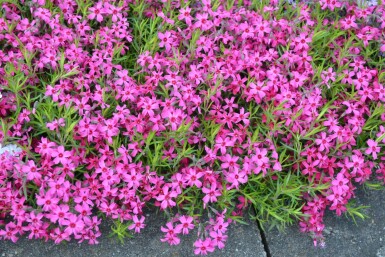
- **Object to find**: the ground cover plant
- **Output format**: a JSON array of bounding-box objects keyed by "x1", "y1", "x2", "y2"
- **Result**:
[{"x1": 0, "y1": 0, "x2": 385, "y2": 254}]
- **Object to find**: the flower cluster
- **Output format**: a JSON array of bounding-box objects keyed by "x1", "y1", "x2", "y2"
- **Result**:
[{"x1": 0, "y1": 0, "x2": 384, "y2": 254}]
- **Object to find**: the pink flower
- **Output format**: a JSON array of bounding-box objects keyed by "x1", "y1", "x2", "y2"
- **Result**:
[
  {"x1": 62, "y1": 214, "x2": 85, "y2": 235},
  {"x1": 331, "y1": 173, "x2": 349, "y2": 192},
  {"x1": 252, "y1": 148, "x2": 269, "y2": 167},
  {"x1": 158, "y1": 31, "x2": 173, "y2": 51},
  {"x1": 249, "y1": 81, "x2": 267, "y2": 100},
  {"x1": 156, "y1": 185, "x2": 178, "y2": 209},
  {"x1": 22, "y1": 160, "x2": 42, "y2": 181},
  {"x1": 18, "y1": 109, "x2": 31, "y2": 123},
  {"x1": 319, "y1": 0, "x2": 341, "y2": 11},
  {"x1": 88, "y1": 3, "x2": 106, "y2": 22},
  {"x1": 0, "y1": 226, "x2": 19, "y2": 243},
  {"x1": 202, "y1": 183, "x2": 221, "y2": 206},
  {"x1": 194, "y1": 13, "x2": 212, "y2": 31},
  {"x1": 315, "y1": 132, "x2": 332, "y2": 153},
  {"x1": 178, "y1": 7, "x2": 192, "y2": 26},
  {"x1": 116, "y1": 69, "x2": 131, "y2": 86},
  {"x1": 36, "y1": 192, "x2": 59, "y2": 212},
  {"x1": 194, "y1": 238, "x2": 215, "y2": 255},
  {"x1": 128, "y1": 215, "x2": 146, "y2": 233},
  {"x1": 220, "y1": 154, "x2": 240, "y2": 171},
  {"x1": 176, "y1": 215, "x2": 195, "y2": 235},
  {"x1": 226, "y1": 169, "x2": 248, "y2": 189},
  {"x1": 321, "y1": 68, "x2": 336, "y2": 87},
  {"x1": 160, "y1": 222, "x2": 181, "y2": 245},
  {"x1": 239, "y1": 22, "x2": 254, "y2": 39},
  {"x1": 365, "y1": 139, "x2": 380, "y2": 160},
  {"x1": 215, "y1": 136, "x2": 234, "y2": 155},
  {"x1": 185, "y1": 168, "x2": 204, "y2": 188},
  {"x1": 255, "y1": 20, "x2": 271, "y2": 38},
  {"x1": 340, "y1": 16, "x2": 358, "y2": 30},
  {"x1": 50, "y1": 146, "x2": 72, "y2": 165},
  {"x1": 293, "y1": 33, "x2": 312, "y2": 52},
  {"x1": 210, "y1": 230, "x2": 228, "y2": 249}
]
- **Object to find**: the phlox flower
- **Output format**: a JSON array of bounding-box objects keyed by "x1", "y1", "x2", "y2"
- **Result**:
[
  {"x1": 155, "y1": 185, "x2": 178, "y2": 209},
  {"x1": 293, "y1": 33, "x2": 312, "y2": 52},
  {"x1": 365, "y1": 139, "x2": 380, "y2": 160},
  {"x1": 62, "y1": 214, "x2": 85, "y2": 236},
  {"x1": 0, "y1": 144, "x2": 22, "y2": 156},
  {"x1": 88, "y1": 3, "x2": 106, "y2": 22},
  {"x1": 315, "y1": 132, "x2": 332, "y2": 153},
  {"x1": 226, "y1": 169, "x2": 248, "y2": 189},
  {"x1": 194, "y1": 13, "x2": 212, "y2": 31},
  {"x1": 116, "y1": 69, "x2": 131, "y2": 86},
  {"x1": 18, "y1": 109, "x2": 31, "y2": 123},
  {"x1": 209, "y1": 230, "x2": 228, "y2": 249},
  {"x1": 255, "y1": 20, "x2": 271, "y2": 38},
  {"x1": 340, "y1": 16, "x2": 358, "y2": 30},
  {"x1": 176, "y1": 216, "x2": 195, "y2": 235},
  {"x1": 220, "y1": 154, "x2": 240, "y2": 171},
  {"x1": 215, "y1": 136, "x2": 234, "y2": 155},
  {"x1": 41, "y1": 51, "x2": 58, "y2": 68},
  {"x1": 239, "y1": 22, "x2": 254, "y2": 39},
  {"x1": 204, "y1": 146, "x2": 218, "y2": 163},
  {"x1": 36, "y1": 192, "x2": 59, "y2": 212},
  {"x1": 319, "y1": 0, "x2": 341, "y2": 11},
  {"x1": 178, "y1": 7, "x2": 192, "y2": 26},
  {"x1": 202, "y1": 183, "x2": 221, "y2": 207},
  {"x1": 252, "y1": 148, "x2": 269, "y2": 167},
  {"x1": 101, "y1": 118, "x2": 119, "y2": 139},
  {"x1": 158, "y1": 31, "x2": 174, "y2": 52},
  {"x1": 0, "y1": 225, "x2": 19, "y2": 243},
  {"x1": 51, "y1": 145, "x2": 72, "y2": 165},
  {"x1": 22, "y1": 160, "x2": 42, "y2": 181},
  {"x1": 194, "y1": 238, "x2": 215, "y2": 255},
  {"x1": 321, "y1": 68, "x2": 336, "y2": 88},
  {"x1": 160, "y1": 222, "x2": 181, "y2": 245},
  {"x1": 352, "y1": 72, "x2": 369, "y2": 90},
  {"x1": 49, "y1": 204, "x2": 70, "y2": 225},
  {"x1": 128, "y1": 215, "x2": 146, "y2": 233},
  {"x1": 46, "y1": 118, "x2": 65, "y2": 131},
  {"x1": 290, "y1": 71, "x2": 308, "y2": 88},
  {"x1": 105, "y1": 4, "x2": 122, "y2": 22},
  {"x1": 213, "y1": 215, "x2": 229, "y2": 234},
  {"x1": 185, "y1": 168, "x2": 204, "y2": 188},
  {"x1": 249, "y1": 81, "x2": 267, "y2": 100}
]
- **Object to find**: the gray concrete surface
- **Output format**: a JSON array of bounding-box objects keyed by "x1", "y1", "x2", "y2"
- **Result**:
[
  {"x1": 265, "y1": 186, "x2": 385, "y2": 257},
  {"x1": 0, "y1": 208, "x2": 266, "y2": 257},
  {"x1": 378, "y1": 246, "x2": 385, "y2": 257},
  {"x1": 1, "y1": 185, "x2": 385, "y2": 257}
]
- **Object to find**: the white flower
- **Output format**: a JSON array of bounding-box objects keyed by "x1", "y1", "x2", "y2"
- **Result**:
[
  {"x1": 0, "y1": 144, "x2": 23, "y2": 156},
  {"x1": 363, "y1": 0, "x2": 378, "y2": 6},
  {"x1": 357, "y1": 0, "x2": 378, "y2": 6}
]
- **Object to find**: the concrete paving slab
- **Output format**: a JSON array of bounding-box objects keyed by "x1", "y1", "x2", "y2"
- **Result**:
[
  {"x1": 0, "y1": 209, "x2": 266, "y2": 257},
  {"x1": 378, "y1": 246, "x2": 385, "y2": 257},
  {"x1": 265, "y1": 186, "x2": 385, "y2": 257}
]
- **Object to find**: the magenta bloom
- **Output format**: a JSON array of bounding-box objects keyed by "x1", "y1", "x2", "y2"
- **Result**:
[
  {"x1": 88, "y1": 3, "x2": 106, "y2": 22},
  {"x1": 156, "y1": 185, "x2": 178, "y2": 209},
  {"x1": 194, "y1": 238, "x2": 215, "y2": 255},
  {"x1": 50, "y1": 146, "x2": 72, "y2": 165},
  {"x1": 128, "y1": 215, "x2": 146, "y2": 233},
  {"x1": 365, "y1": 139, "x2": 380, "y2": 160},
  {"x1": 176, "y1": 216, "x2": 195, "y2": 235}
]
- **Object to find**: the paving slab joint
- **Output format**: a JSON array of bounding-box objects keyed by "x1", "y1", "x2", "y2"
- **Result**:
[{"x1": 255, "y1": 219, "x2": 272, "y2": 257}]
